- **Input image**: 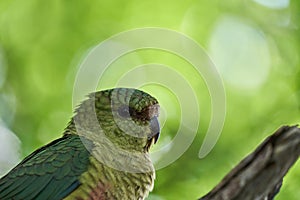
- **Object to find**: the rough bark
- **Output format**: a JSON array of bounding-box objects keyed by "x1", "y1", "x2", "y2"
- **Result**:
[{"x1": 199, "y1": 125, "x2": 300, "y2": 200}]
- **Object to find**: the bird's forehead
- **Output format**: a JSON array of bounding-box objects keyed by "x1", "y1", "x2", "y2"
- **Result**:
[{"x1": 109, "y1": 88, "x2": 158, "y2": 110}]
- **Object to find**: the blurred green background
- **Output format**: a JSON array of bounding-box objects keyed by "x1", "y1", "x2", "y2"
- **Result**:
[{"x1": 0, "y1": 0, "x2": 299, "y2": 199}]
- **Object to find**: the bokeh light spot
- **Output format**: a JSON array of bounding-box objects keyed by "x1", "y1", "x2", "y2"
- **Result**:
[
  {"x1": 253, "y1": 0, "x2": 289, "y2": 9},
  {"x1": 0, "y1": 89, "x2": 16, "y2": 126},
  {"x1": 0, "y1": 123, "x2": 21, "y2": 176},
  {"x1": 209, "y1": 16, "x2": 271, "y2": 91}
]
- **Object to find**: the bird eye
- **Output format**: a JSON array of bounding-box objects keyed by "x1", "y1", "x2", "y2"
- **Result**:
[{"x1": 117, "y1": 106, "x2": 130, "y2": 118}]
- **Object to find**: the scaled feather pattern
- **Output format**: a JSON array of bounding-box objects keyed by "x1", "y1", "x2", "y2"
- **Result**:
[{"x1": 0, "y1": 88, "x2": 160, "y2": 200}]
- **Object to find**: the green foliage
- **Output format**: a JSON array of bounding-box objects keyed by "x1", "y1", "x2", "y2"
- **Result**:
[{"x1": 0, "y1": 0, "x2": 299, "y2": 199}]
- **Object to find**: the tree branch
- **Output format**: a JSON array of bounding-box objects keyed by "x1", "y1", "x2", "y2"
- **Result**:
[{"x1": 199, "y1": 125, "x2": 300, "y2": 200}]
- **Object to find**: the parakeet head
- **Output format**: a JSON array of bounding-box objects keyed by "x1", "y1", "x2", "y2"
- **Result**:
[{"x1": 69, "y1": 88, "x2": 160, "y2": 153}]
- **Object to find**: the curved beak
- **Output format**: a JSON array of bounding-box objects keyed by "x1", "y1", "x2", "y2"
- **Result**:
[{"x1": 149, "y1": 117, "x2": 160, "y2": 144}]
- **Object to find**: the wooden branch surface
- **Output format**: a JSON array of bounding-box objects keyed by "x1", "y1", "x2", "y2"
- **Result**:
[{"x1": 199, "y1": 125, "x2": 300, "y2": 200}]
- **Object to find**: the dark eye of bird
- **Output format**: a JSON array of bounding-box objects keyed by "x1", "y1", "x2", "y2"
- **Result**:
[{"x1": 117, "y1": 105, "x2": 131, "y2": 118}]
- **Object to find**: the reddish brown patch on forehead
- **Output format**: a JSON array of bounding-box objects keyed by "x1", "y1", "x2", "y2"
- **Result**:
[
  {"x1": 130, "y1": 104, "x2": 160, "y2": 121},
  {"x1": 148, "y1": 104, "x2": 160, "y2": 118}
]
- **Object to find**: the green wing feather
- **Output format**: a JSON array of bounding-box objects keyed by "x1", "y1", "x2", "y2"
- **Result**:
[{"x1": 0, "y1": 134, "x2": 92, "y2": 200}]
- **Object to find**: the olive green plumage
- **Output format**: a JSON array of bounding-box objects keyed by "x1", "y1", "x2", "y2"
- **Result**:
[{"x1": 0, "y1": 88, "x2": 160, "y2": 200}]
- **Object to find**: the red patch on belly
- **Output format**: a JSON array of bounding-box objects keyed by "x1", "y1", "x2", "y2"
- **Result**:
[{"x1": 88, "y1": 182, "x2": 112, "y2": 200}]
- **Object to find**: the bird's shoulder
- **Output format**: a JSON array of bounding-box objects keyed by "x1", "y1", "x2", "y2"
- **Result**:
[{"x1": 0, "y1": 134, "x2": 93, "y2": 200}]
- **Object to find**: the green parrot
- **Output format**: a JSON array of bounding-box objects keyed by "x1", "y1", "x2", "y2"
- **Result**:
[{"x1": 0, "y1": 88, "x2": 160, "y2": 200}]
